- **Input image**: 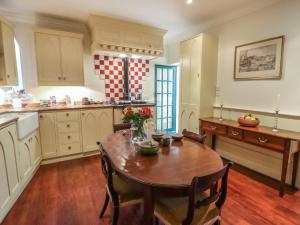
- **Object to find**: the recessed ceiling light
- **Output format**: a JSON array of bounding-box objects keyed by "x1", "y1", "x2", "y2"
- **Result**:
[
  {"x1": 186, "y1": 0, "x2": 193, "y2": 4},
  {"x1": 132, "y1": 54, "x2": 141, "y2": 59},
  {"x1": 119, "y1": 53, "x2": 127, "y2": 58}
]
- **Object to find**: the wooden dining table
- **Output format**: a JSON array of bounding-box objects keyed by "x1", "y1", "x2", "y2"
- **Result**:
[{"x1": 102, "y1": 132, "x2": 223, "y2": 225}]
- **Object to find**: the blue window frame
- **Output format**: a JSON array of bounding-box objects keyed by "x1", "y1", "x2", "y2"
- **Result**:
[{"x1": 155, "y1": 65, "x2": 177, "y2": 133}]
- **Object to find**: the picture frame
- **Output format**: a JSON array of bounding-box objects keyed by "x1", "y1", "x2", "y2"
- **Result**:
[{"x1": 234, "y1": 36, "x2": 284, "y2": 80}]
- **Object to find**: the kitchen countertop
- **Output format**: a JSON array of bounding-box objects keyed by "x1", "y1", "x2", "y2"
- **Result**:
[
  {"x1": 0, "y1": 114, "x2": 18, "y2": 128},
  {"x1": 0, "y1": 103, "x2": 156, "y2": 115}
]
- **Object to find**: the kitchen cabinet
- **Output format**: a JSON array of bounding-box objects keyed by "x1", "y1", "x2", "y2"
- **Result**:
[
  {"x1": 19, "y1": 130, "x2": 41, "y2": 183},
  {"x1": 179, "y1": 33, "x2": 218, "y2": 133},
  {"x1": 39, "y1": 112, "x2": 58, "y2": 159},
  {"x1": 0, "y1": 20, "x2": 18, "y2": 86},
  {"x1": 0, "y1": 123, "x2": 19, "y2": 215},
  {"x1": 81, "y1": 108, "x2": 113, "y2": 152},
  {"x1": 34, "y1": 28, "x2": 84, "y2": 86}
]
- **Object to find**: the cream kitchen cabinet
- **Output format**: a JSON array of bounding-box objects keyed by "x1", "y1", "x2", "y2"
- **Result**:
[
  {"x1": 34, "y1": 28, "x2": 84, "y2": 86},
  {"x1": 0, "y1": 19, "x2": 18, "y2": 86},
  {"x1": 18, "y1": 130, "x2": 41, "y2": 184},
  {"x1": 0, "y1": 122, "x2": 20, "y2": 222},
  {"x1": 81, "y1": 108, "x2": 113, "y2": 152},
  {"x1": 39, "y1": 112, "x2": 58, "y2": 159},
  {"x1": 179, "y1": 33, "x2": 218, "y2": 133}
]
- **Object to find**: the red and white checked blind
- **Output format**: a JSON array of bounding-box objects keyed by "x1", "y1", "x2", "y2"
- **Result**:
[{"x1": 94, "y1": 55, "x2": 149, "y2": 101}]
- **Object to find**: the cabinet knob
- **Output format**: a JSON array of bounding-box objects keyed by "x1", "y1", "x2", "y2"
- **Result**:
[
  {"x1": 82, "y1": 113, "x2": 85, "y2": 116},
  {"x1": 58, "y1": 77, "x2": 61, "y2": 80},
  {"x1": 7, "y1": 74, "x2": 10, "y2": 78},
  {"x1": 258, "y1": 137, "x2": 268, "y2": 143},
  {"x1": 66, "y1": 113, "x2": 69, "y2": 117},
  {"x1": 63, "y1": 77, "x2": 66, "y2": 80},
  {"x1": 67, "y1": 124, "x2": 70, "y2": 128},
  {"x1": 68, "y1": 146, "x2": 72, "y2": 150},
  {"x1": 40, "y1": 115, "x2": 43, "y2": 119},
  {"x1": 231, "y1": 131, "x2": 240, "y2": 136},
  {"x1": 68, "y1": 136, "x2": 71, "y2": 139}
]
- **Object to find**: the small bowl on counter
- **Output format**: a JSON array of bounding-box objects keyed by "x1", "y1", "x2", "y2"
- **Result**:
[{"x1": 171, "y1": 133, "x2": 184, "y2": 141}]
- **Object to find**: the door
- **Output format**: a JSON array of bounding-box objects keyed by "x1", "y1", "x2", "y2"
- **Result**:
[
  {"x1": 35, "y1": 33, "x2": 62, "y2": 83},
  {"x1": 60, "y1": 37, "x2": 84, "y2": 85},
  {"x1": 39, "y1": 113, "x2": 58, "y2": 159},
  {"x1": 155, "y1": 65, "x2": 177, "y2": 132},
  {"x1": 81, "y1": 110, "x2": 99, "y2": 152},
  {"x1": 1, "y1": 23, "x2": 18, "y2": 85}
]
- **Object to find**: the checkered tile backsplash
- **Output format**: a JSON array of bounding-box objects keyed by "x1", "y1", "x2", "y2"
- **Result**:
[{"x1": 94, "y1": 55, "x2": 150, "y2": 101}]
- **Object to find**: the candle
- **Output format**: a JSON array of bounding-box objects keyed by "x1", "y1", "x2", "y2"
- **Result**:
[{"x1": 275, "y1": 93, "x2": 281, "y2": 111}]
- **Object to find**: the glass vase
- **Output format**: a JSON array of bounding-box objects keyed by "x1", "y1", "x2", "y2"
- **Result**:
[{"x1": 131, "y1": 122, "x2": 146, "y2": 143}]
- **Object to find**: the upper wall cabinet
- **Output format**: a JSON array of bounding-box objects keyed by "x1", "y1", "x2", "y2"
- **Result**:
[
  {"x1": 34, "y1": 28, "x2": 84, "y2": 86},
  {"x1": 0, "y1": 18, "x2": 18, "y2": 86},
  {"x1": 88, "y1": 15, "x2": 167, "y2": 57}
]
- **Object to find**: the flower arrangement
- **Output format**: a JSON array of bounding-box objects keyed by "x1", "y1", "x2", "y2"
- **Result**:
[{"x1": 122, "y1": 107, "x2": 153, "y2": 141}]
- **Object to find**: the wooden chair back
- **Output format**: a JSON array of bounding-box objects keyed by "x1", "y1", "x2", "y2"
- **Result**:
[
  {"x1": 97, "y1": 142, "x2": 119, "y2": 205},
  {"x1": 182, "y1": 129, "x2": 206, "y2": 144},
  {"x1": 113, "y1": 123, "x2": 132, "y2": 133},
  {"x1": 182, "y1": 162, "x2": 233, "y2": 225}
]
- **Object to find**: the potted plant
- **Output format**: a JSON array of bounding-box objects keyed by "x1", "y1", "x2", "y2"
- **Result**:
[{"x1": 122, "y1": 107, "x2": 153, "y2": 142}]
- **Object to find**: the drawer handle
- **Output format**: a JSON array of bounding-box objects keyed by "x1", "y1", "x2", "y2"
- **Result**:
[
  {"x1": 40, "y1": 115, "x2": 43, "y2": 119},
  {"x1": 66, "y1": 113, "x2": 69, "y2": 117},
  {"x1": 68, "y1": 146, "x2": 72, "y2": 150},
  {"x1": 210, "y1": 126, "x2": 217, "y2": 130},
  {"x1": 258, "y1": 137, "x2": 268, "y2": 143},
  {"x1": 231, "y1": 131, "x2": 240, "y2": 136},
  {"x1": 58, "y1": 77, "x2": 61, "y2": 80},
  {"x1": 7, "y1": 74, "x2": 10, "y2": 78},
  {"x1": 67, "y1": 136, "x2": 71, "y2": 139},
  {"x1": 67, "y1": 124, "x2": 70, "y2": 128},
  {"x1": 82, "y1": 113, "x2": 85, "y2": 116}
]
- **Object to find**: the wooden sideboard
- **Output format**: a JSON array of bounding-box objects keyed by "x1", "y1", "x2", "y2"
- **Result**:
[{"x1": 200, "y1": 117, "x2": 300, "y2": 197}]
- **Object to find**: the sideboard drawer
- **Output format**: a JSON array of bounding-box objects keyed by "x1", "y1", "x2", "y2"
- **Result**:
[
  {"x1": 244, "y1": 131, "x2": 286, "y2": 152},
  {"x1": 56, "y1": 111, "x2": 79, "y2": 122},
  {"x1": 202, "y1": 121, "x2": 227, "y2": 136},
  {"x1": 228, "y1": 127, "x2": 243, "y2": 140}
]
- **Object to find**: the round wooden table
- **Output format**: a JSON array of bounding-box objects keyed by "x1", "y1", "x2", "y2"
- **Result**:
[{"x1": 102, "y1": 132, "x2": 223, "y2": 225}]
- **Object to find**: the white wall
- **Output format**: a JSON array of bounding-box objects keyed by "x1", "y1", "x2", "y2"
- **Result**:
[{"x1": 9, "y1": 20, "x2": 157, "y2": 102}]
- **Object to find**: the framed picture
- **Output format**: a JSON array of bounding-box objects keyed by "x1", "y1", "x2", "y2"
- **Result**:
[{"x1": 234, "y1": 36, "x2": 284, "y2": 80}]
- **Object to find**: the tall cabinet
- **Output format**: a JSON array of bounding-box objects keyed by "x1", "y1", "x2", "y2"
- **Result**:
[{"x1": 179, "y1": 33, "x2": 218, "y2": 133}]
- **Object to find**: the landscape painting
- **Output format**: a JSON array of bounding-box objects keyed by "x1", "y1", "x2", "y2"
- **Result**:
[{"x1": 234, "y1": 36, "x2": 284, "y2": 80}]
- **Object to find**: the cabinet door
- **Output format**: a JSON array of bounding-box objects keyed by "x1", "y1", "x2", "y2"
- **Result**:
[
  {"x1": 30, "y1": 132, "x2": 41, "y2": 168},
  {"x1": 98, "y1": 108, "x2": 113, "y2": 141},
  {"x1": 0, "y1": 124, "x2": 19, "y2": 197},
  {"x1": 35, "y1": 33, "x2": 62, "y2": 84},
  {"x1": 60, "y1": 37, "x2": 84, "y2": 85},
  {"x1": 2, "y1": 23, "x2": 18, "y2": 85},
  {"x1": 39, "y1": 113, "x2": 58, "y2": 159},
  {"x1": 188, "y1": 106, "x2": 200, "y2": 133},
  {"x1": 0, "y1": 136, "x2": 10, "y2": 211},
  {"x1": 179, "y1": 41, "x2": 191, "y2": 105},
  {"x1": 81, "y1": 110, "x2": 99, "y2": 152},
  {"x1": 19, "y1": 138, "x2": 32, "y2": 182},
  {"x1": 179, "y1": 104, "x2": 188, "y2": 132}
]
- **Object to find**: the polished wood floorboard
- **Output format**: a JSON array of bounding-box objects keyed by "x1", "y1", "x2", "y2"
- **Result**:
[{"x1": 1, "y1": 156, "x2": 300, "y2": 225}]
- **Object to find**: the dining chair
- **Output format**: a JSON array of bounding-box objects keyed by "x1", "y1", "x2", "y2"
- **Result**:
[
  {"x1": 97, "y1": 142, "x2": 143, "y2": 225},
  {"x1": 113, "y1": 123, "x2": 132, "y2": 133},
  {"x1": 154, "y1": 162, "x2": 233, "y2": 225},
  {"x1": 182, "y1": 129, "x2": 207, "y2": 144}
]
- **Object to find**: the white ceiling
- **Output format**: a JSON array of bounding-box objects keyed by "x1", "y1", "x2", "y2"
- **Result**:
[{"x1": 1, "y1": 0, "x2": 281, "y2": 39}]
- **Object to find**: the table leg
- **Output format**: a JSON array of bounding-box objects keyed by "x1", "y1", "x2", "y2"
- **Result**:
[
  {"x1": 292, "y1": 151, "x2": 299, "y2": 188},
  {"x1": 212, "y1": 134, "x2": 216, "y2": 150},
  {"x1": 280, "y1": 141, "x2": 291, "y2": 197},
  {"x1": 144, "y1": 187, "x2": 154, "y2": 225}
]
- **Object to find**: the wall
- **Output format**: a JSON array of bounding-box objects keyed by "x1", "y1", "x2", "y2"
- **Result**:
[{"x1": 6, "y1": 19, "x2": 157, "y2": 103}]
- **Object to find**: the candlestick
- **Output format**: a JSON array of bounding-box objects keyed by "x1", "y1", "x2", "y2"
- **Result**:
[
  {"x1": 275, "y1": 93, "x2": 281, "y2": 111},
  {"x1": 219, "y1": 104, "x2": 224, "y2": 121},
  {"x1": 272, "y1": 110, "x2": 280, "y2": 132}
]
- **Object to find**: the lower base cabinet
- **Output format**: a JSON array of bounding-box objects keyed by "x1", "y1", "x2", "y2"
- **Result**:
[{"x1": 81, "y1": 108, "x2": 113, "y2": 152}]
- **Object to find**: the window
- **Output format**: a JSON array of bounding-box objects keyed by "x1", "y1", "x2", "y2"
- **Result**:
[{"x1": 155, "y1": 65, "x2": 177, "y2": 133}]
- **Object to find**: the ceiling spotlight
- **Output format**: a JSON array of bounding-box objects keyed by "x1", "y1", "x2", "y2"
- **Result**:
[{"x1": 186, "y1": 0, "x2": 193, "y2": 4}]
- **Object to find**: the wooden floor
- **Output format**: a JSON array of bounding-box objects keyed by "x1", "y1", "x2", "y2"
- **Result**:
[{"x1": 1, "y1": 156, "x2": 300, "y2": 225}]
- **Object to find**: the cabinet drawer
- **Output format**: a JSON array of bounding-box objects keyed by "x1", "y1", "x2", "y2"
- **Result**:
[
  {"x1": 202, "y1": 121, "x2": 227, "y2": 136},
  {"x1": 57, "y1": 122, "x2": 79, "y2": 133},
  {"x1": 59, "y1": 142, "x2": 81, "y2": 156},
  {"x1": 228, "y1": 127, "x2": 243, "y2": 140},
  {"x1": 56, "y1": 111, "x2": 79, "y2": 122},
  {"x1": 244, "y1": 131, "x2": 286, "y2": 152},
  {"x1": 58, "y1": 132, "x2": 80, "y2": 144}
]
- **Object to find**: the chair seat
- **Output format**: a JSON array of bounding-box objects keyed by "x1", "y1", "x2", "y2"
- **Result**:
[
  {"x1": 155, "y1": 192, "x2": 219, "y2": 225},
  {"x1": 107, "y1": 173, "x2": 143, "y2": 204}
]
